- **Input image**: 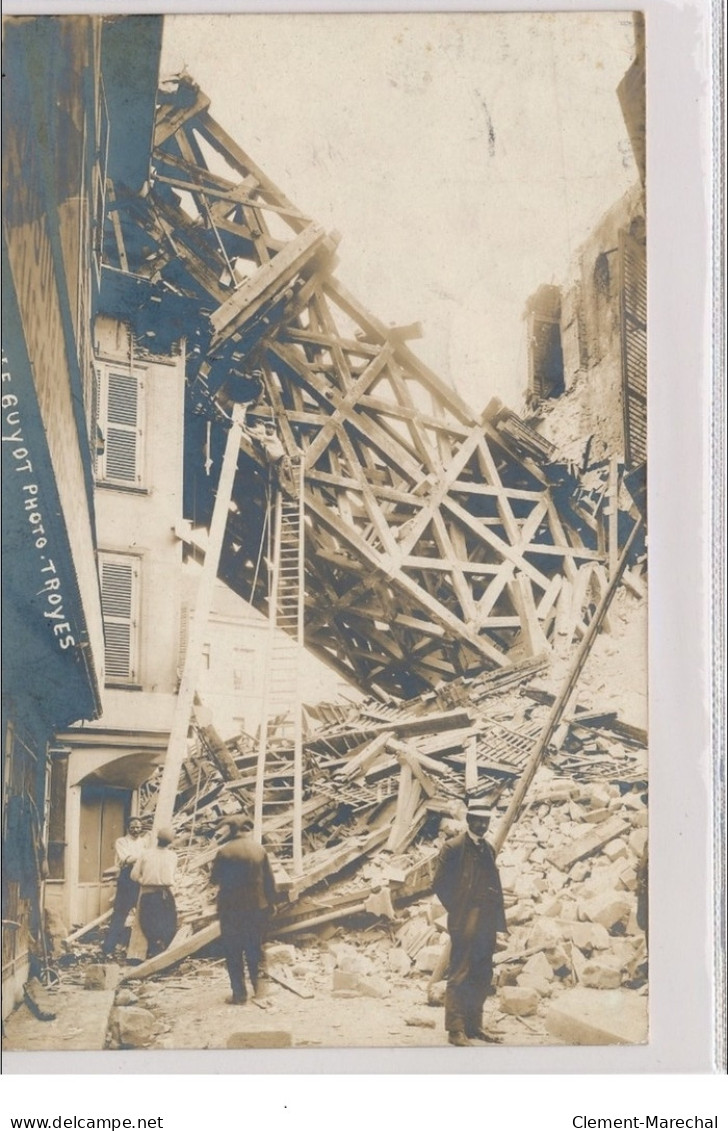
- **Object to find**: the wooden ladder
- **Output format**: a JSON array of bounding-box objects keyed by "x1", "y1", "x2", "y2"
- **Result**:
[{"x1": 253, "y1": 458, "x2": 305, "y2": 874}]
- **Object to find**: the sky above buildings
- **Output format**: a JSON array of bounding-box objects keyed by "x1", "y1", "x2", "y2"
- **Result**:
[{"x1": 161, "y1": 12, "x2": 638, "y2": 415}]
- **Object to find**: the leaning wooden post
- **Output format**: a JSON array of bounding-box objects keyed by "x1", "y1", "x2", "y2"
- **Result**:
[
  {"x1": 152, "y1": 410, "x2": 244, "y2": 834},
  {"x1": 386, "y1": 761, "x2": 415, "y2": 851},
  {"x1": 492, "y1": 516, "x2": 643, "y2": 855},
  {"x1": 608, "y1": 456, "x2": 620, "y2": 579},
  {"x1": 465, "y1": 733, "x2": 478, "y2": 794}
]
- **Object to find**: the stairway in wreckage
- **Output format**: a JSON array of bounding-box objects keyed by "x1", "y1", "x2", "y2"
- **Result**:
[{"x1": 254, "y1": 460, "x2": 306, "y2": 874}]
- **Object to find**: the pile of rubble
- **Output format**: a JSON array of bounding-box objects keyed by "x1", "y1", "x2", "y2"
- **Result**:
[
  {"x1": 103, "y1": 638, "x2": 647, "y2": 1009},
  {"x1": 99, "y1": 753, "x2": 647, "y2": 1049},
  {"x1": 252, "y1": 761, "x2": 648, "y2": 1044},
  {"x1": 54, "y1": 574, "x2": 648, "y2": 1050}
]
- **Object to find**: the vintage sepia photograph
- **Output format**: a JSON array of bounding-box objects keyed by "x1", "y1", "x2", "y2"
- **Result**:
[{"x1": 2, "y1": 11, "x2": 648, "y2": 1055}]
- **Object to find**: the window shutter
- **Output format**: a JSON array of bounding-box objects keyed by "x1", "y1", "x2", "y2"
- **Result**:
[
  {"x1": 619, "y1": 229, "x2": 647, "y2": 468},
  {"x1": 97, "y1": 367, "x2": 143, "y2": 485},
  {"x1": 100, "y1": 554, "x2": 139, "y2": 682}
]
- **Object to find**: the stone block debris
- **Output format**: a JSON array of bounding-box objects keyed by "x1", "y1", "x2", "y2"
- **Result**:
[{"x1": 545, "y1": 987, "x2": 648, "y2": 1045}]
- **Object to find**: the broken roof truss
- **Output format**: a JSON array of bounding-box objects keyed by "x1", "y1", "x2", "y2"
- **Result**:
[{"x1": 101, "y1": 74, "x2": 631, "y2": 699}]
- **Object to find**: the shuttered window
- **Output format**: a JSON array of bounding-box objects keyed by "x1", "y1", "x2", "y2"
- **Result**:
[
  {"x1": 99, "y1": 553, "x2": 140, "y2": 684},
  {"x1": 96, "y1": 365, "x2": 144, "y2": 486},
  {"x1": 619, "y1": 228, "x2": 647, "y2": 468}
]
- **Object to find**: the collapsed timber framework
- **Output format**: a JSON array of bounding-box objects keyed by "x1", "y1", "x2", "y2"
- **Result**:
[
  {"x1": 99, "y1": 74, "x2": 645, "y2": 868},
  {"x1": 103, "y1": 74, "x2": 644, "y2": 696}
]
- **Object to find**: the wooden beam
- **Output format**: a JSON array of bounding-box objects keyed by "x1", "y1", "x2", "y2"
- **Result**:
[
  {"x1": 492, "y1": 517, "x2": 643, "y2": 853},
  {"x1": 118, "y1": 921, "x2": 221, "y2": 984},
  {"x1": 323, "y1": 276, "x2": 476, "y2": 425},
  {"x1": 272, "y1": 340, "x2": 424, "y2": 482},
  {"x1": 154, "y1": 86, "x2": 211, "y2": 147},
  {"x1": 152, "y1": 414, "x2": 244, "y2": 833},
  {"x1": 465, "y1": 734, "x2": 479, "y2": 793},
  {"x1": 386, "y1": 762, "x2": 421, "y2": 850},
  {"x1": 303, "y1": 344, "x2": 394, "y2": 468},
  {"x1": 546, "y1": 815, "x2": 633, "y2": 872},
  {"x1": 197, "y1": 111, "x2": 310, "y2": 230},
  {"x1": 507, "y1": 572, "x2": 550, "y2": 656},
  {"x1": 398, "y1": 426, "x2": 486, "y2": 556},
  {"x1": 210, "y1": 222, "x2": 331, "y2": 341},
  {"x1": 608, "y1": 456, "x2": 620, "y2": 579}
]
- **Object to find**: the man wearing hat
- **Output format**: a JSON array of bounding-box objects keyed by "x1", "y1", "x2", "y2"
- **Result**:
[
  {"x1": 131, "y1": 826, "x2": 178, "y2": 959},
  {"x1": 432, "y1": 800, "x2": 507, "y2": 1046},
  {"x1": 210, "y1": 816, "x2": 278, "y2": 1004}
]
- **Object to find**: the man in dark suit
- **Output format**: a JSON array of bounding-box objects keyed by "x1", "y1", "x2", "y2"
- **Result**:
[
  {"x1": 432, "y1": 799, "x2": 507, "y2": 1046},
  {"x1": 210, "y1": 816, "x2": 278, "y2": 1004}
]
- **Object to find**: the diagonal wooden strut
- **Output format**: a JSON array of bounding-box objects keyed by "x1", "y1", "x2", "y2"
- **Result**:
[
  {"x1": 492, "y1": 516, "x2": 644, "y2": 854},
  {"x1": 152, "y1": 412, "x2": 244, "y2": 834}
]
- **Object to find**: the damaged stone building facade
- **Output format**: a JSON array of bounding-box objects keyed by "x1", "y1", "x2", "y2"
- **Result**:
[
  {"x1": 524, "y1": 13, "x2": 646, "y2": 476},
  {"x1": 524, "y1": 183, "x2": 646, "y2": 471}
]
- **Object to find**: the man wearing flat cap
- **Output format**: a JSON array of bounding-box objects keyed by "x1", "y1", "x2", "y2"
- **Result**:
[
  {"x1": 210, "y1": 816, "x2": 278, "y2": 1004},
  {"x1": 433, "y1": 799, "x2": 507, "y2": 1046}
]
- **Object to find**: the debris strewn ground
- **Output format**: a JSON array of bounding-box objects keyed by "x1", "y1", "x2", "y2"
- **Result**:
[{"x1": 3, "y1": 551, "x2": 647, "y2": 1052}]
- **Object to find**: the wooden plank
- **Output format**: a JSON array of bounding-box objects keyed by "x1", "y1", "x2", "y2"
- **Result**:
[
  {"x1": 272, "y1": 341, "x2": 424, "y2": 482},
  {"x1": 540, "y1": 574, "x2": 562, "y2": 619},
  {"x1": 465, "y1": 734, "x2": 478, "y2": 793},
  {"x1": 323, "y1": 276, "x2": 476, "y2": 425},
  {"x1": 287, "y1": 826, "x2": 390, "y2": 900},
  {"x1": 523, "y1": 688, "x2": 646, "y2": 746},
  {"x1": 388, "y1": 800, "x2": 430, "y2": 855},
  {"x1": 338, "y1": 732, "x2": 393, "y2": 779},
  {"x1": 303, "y1": 344, "x2": 394, "y2": 469},
  {"x1": 555, "y1": 578, "x2": 574, "y2": 639},
  {"x1": 387, "y1": 739, "x2": 457, "y2": 780},
  {"x1": 565, "y1": 710, "x2": 619, "y2": 728},
  {"x1": 591, "y1": 563, "x2": 613, "y2": 634},
  {"x1": 154, "y1": 86, "x2": 211, "y2": 146},
  {"x1": 474, "y1": 436, "x2": 521, "y2": 545},
  {"x1": 118, "y1": 921, "x2": 221, "y2": 984},
  {"x1": 272, "y1": 900, "x2": 370, "y2": 936},
  {"x1": 431, "y1": 512, "x2": 477, "y2": 621},
  {"x1": 492, "y1": 518, "x2": 644, "y2": 854},
  {"x1": 608, "y1": 456, "x2": 620, "y2": 579},
  {"x1": 370, "y1": 709, "x2": 472, "y2": 737},
  {"x1": 386, "y1": 762, "x2": 416, "y2": 850},
  {"x1": 267, "y1": 967, "x2": 314, "y2": 998},
  {"x1": 442, "y1": 495, "x2": 551, "y2": 590},
  {"x1": 398, "y1": 426, "x2": 486, "y2": 556},
  {"x1": 152, "y1": 416, "x2": 244, "y2": 832},
  {"x1": 210, "y1": 223, "x2": 330, "y2": 339},
  {"x1": 507, "y1": 572, "x2": 550, "y2": 656},
  {"x1": 391, "y1": 745, "x2": 438, "y2": 799},
  {"x1": 546, "y1": 815, "x2": 632, "y2": 872},
  {"x1": 561, "y1": 563, "x2": 594, "y2": 646},
  {"x1": 622, "y1": 566, "x2": 646, "y2": 599},
  {"x1": 106, "y1": 181, "x2": 129, "y2": 272},
  {"x1": 197, "y1": 112, "x2": 309, "y2": 229},
  {"x1": 305, "y1": 493, "x2": 508, "y2": 665},
  {"x1": 65, "y1": 909, "x2": 111, "y2": 944}
]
